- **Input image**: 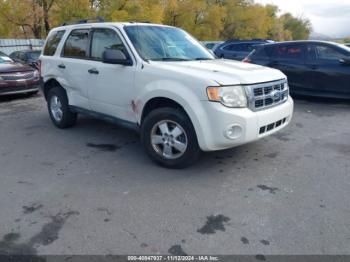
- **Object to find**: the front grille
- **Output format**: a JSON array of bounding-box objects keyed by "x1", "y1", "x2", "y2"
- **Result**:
[
  {"x1": 0, "y1": 71, "x2": 35, "y2": 81},
  {"x1": 246, "y1": 79, "x2": 289, "y2": 111},
  {"x1": 259, "y1": 117, "x2": 287, "y2": 135}
]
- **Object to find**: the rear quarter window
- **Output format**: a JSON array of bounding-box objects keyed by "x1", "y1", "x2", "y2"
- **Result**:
[{"x1": 43, "y1": 30, "x2": 66, "y2": 56}]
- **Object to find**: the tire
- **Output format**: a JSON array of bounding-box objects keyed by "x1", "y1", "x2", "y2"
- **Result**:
[
  {"x1": 141, "y1": 107, "x2": 201, "y2": 168},
  {"x1": 47, "y1": 86, "x2": 77, "y2": 129}
]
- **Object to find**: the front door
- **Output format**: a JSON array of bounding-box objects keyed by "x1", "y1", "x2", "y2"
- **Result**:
[
  {"x1": 306, "y1": 43, "x2": 350, "y2": 97},
  {"x1": 87, "y1": 27, "x2": 136, "y2": 122}
]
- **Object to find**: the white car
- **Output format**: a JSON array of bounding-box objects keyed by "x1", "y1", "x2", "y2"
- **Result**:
[{"x1": 40, "y1": 22, "x2": 293, "y2": 168}]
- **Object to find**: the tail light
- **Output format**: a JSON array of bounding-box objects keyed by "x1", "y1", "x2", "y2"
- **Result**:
[{"x1": 242, "y1": 57, "x2": 251, "y2": 63}]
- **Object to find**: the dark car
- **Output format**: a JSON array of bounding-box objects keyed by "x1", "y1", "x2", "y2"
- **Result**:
[
  {"x1": 9, "y1": 50, "x2": 41, "y2": 69},
  {"x1": 345, "y1": 43, "x2": 350, "y2": 48},
  {"x1": 0, "y1": 51, "x2": 40, "y2": 96},
  {"x1": 244, "y1": 41, "x2": 350, "y2": 99},
  {"x1": 214, "y1": 39, "x2": 274, "y2": 60}
]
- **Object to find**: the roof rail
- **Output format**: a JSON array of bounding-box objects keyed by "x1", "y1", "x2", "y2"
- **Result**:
[
  {"x1": 61, "y1": 17, "x2": 105, "y2": 26},
  {"x1": 129, "y1": 21, "x2": 151, "y2": 24}
]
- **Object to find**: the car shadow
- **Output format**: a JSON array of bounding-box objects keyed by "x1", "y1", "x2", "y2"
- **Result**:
[
  {"x1": 292, "y1": 94, "x2": 350, "y2": 105},
  {"x1": 0, "y1": 93, "x2": 39, "y2": 103}
]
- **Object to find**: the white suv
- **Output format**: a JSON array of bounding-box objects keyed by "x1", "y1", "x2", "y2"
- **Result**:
[{"x1": 40, "y1": 22, "x2": 293, "y2": 168}]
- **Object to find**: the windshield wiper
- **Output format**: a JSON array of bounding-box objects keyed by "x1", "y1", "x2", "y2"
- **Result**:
[
  {"x1": 151, "y1": 58, "x2": 190, "y2": 61},
  {"x1": 195, "y1": 58, "x2": 214, "y2": 60}
]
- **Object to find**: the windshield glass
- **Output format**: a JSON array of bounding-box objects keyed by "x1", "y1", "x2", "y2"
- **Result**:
[
  {"x1": 124, "y1": 25, "x2": 214, "y2": 61},
  {"x1": 0, "y1": 52, "x2": 13, "y2": 63}
]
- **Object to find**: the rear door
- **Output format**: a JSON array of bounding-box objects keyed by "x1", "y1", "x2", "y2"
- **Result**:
[
  {"x1": 306, "y1": 43, "x2": 350, "y2": 97},
  {"x1": 268, "y1": 43, "x2": 309, "y2": 93},
  {"x1": 59, "y1": 28, "x2": 96, "y2": 109}
]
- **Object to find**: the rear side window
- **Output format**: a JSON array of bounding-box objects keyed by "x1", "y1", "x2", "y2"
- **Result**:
[
  {"x1": 63, "y1": 29, "x2": 90, "y2": 59},
  {"x1": 43, "y1": 30, "x2": 65, "y2": 56},
  {"x1": 272, "y1": 44, "x2": 304, "y2": 60}
]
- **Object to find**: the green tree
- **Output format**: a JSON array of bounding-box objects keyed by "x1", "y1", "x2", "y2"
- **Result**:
[
  {"x1": 0, "y1": 0, "x2": 312, "y2": 41},
  {"x1": 280, "y1": 13, "x2": 312, "y2": 40}
]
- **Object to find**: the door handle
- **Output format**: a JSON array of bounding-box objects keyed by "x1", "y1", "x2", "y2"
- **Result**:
[
  {"x1": 88, "y1": 68, "x2": 99, "y2": 75},
  {"x1": 58, "y1": 64, "x2": 66, "y2": 69},
  {"x1": 309, "y1": 65, "x2": 318, "y2": 70}
]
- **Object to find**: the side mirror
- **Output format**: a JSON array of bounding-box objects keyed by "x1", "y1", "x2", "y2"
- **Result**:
[
  {"x1": 339, "y1": 58, "x2": 350, "y2": 66},
  {"x1": 102, "y1": 49, "x2": 132, "y2": 66}
]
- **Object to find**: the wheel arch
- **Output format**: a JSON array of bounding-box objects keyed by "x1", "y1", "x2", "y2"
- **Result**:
[
  {"x1": 139, "y1": 92, "x2": 209, "y2": 151},
  {"x1": 43, "y1": 78, "x2": 65, "y2": 100}
]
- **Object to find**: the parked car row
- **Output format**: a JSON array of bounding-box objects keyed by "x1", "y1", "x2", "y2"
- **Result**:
[{"x1": 0, "y1": 51, "x2": 40, "y2": 96}]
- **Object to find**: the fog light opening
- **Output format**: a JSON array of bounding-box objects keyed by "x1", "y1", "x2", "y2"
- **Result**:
[{"x1": 225, "y1": 124, "x2": 243, "y2": 140}]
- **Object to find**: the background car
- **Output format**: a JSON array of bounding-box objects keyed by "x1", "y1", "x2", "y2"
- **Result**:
[
  {"x1": 345, "y1": 43, "x2": 350, "y2": 48},
  {"x1": 244, "y1": 40, "x2": 350, "y2": 99},
  {"x1": 214, "y1": 39, "x2": 274, "y2": 60},
  {"x1": 201, "y1": 41, "x2": 224, "y2": 51},
  {"x1": 9, "y1": 50, "x2": 41, "y2": 69},
  {"x1": 0, "y1": 51, "x2": 40, "y2": 96}
]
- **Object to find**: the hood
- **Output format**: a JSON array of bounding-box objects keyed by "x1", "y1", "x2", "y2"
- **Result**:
[
  {"x1": 0, "y1": 62, "x2": 34, "y2": 73},
  {"x1": 151, "y1": 59, "x2": 286, "y2": 86}
]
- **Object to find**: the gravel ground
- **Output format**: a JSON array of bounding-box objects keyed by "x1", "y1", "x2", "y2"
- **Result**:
[{"x1": 0, "y1": 94, "x2": 349, "y2": 256}]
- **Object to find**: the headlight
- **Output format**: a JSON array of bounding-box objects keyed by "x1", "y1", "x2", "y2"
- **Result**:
[
  {"x1": 207, "y1": 85, "x2": 247, "y2": 108},
  {"x1": 33, "y1": 70, "x2": 39, "y2": 79},
  {"x1": 0, "y1": 76, "x2": 3, "y2": 81}
]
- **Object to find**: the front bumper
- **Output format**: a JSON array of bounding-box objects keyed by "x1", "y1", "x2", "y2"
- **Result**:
[
  {"x1": 197, "y1": 96, "x2": 294, "y2": 151},
  {"x1": 0, "y1": 80, "x2": 40, "y2": 96}
]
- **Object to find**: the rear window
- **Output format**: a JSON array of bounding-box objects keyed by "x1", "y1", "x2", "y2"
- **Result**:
[
  {"x1": 63, "y1": 29, "x2": 90, "y2": 59},
  {"x1": 43, "y1": 30, "x2": 65, "y2": 56}
]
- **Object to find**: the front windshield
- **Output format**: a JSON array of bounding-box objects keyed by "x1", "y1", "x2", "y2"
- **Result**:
[
  {"x1": 340, "y1": 45, "x2": 350, "y2": 55},
  {"x1": 0, "y1": 52, "x2": 13, "y2": 63},
  {"x1": 124, "y1": 25, "x2": 215, "y2": 61}
]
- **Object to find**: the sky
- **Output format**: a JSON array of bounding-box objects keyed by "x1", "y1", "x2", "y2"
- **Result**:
[{"x1": 254, "y1": 0, "x2": 350, "y2": 38}]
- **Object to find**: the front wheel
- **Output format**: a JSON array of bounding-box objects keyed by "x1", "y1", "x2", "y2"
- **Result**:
[{"x1": 141, "y1": 107, "x2": 201, "y2": 168}]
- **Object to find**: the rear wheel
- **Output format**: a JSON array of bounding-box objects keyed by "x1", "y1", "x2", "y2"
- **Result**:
[
  {"x1": 47, "y1": 86, "x2": 77, "y2": 128},
  {"x1": 141, "y1": 107, "x2": 201, "y2": 168}
]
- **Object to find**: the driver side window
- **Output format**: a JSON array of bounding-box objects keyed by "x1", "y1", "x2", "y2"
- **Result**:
[
  {"x1": 90, "y1": 28, "x2": 128, "y2": 61},
  {"x1": 315, "y1": 45, "x2": 344, "y2": 61}
]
